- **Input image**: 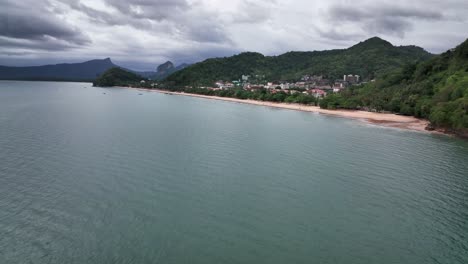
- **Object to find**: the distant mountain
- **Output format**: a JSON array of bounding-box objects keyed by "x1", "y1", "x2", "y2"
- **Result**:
[
  {"x1": 157, "y1": 61, "x2": 175, "y2": 73},
  {"x1": 133, "y1": 71, "x2": 157, "y2": 79},
  {"x1": 93, "y1": 67, "x2": 143, "y2": 87},
  {"x1": 147, "y1": 61, "x2": 190, "y2": 80},
  {"x1": 0, "y1": 58, "x2": 189, "y2": 82},
  {"x1": 165, "y1": 37, "x2": 433, "y2": 86},
  {"x1": 0, "y1": 58, "x2": 116, "y2": 81}
]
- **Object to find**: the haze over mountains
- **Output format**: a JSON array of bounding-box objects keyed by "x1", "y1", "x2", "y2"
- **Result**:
[
  {"x1": 147, "y1": 61, "x2": 190, "y2": 80},
  {"x1": 0, "y1": 58, "x2": 116, "y2": 81},
  {"x1": 0, "y1": 59, "x2": 188, "y2": 82}
]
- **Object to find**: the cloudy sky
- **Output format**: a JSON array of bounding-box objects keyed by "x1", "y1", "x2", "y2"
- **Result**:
[{"x1": 0, "y1": 0, "x2": 467, "y2": 70}]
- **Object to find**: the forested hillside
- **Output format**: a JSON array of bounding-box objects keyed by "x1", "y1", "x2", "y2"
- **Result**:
[
  {"x1": 321, "y1": 38, "x2": 468, "y2": 136},
  {"x1": 165, "y1": 37, "x2": 432, "y2": 86},
  {"x1": 93, "y1": 67, "x2": 143, "y2": 87}
]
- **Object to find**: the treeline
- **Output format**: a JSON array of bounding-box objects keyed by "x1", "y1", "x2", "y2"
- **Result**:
[
  {"x1": 320, "y1": 38, "x2": 468, "y2": 134},
  {"x1": 92, "y1": 67, "x2": 319, "y2": 105},
  {"x1": 169, "y1": 87, "x2": 318, "y2": 105}
]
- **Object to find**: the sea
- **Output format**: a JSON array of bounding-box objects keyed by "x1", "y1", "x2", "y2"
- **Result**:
[{"x1": 0, "y1": 81, "x2": 467, "y2": 264}]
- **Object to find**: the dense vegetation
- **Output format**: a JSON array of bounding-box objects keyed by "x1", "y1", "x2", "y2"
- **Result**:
[
  {"x1": 321, "y1": 38, "x2": 468, "y2": 136},
  {"x1": 93, "y1": 67, "x2": 144, "y2": 87},
  {"x1": 165, "y1": 37, "x2": 432, "y2": 86}
]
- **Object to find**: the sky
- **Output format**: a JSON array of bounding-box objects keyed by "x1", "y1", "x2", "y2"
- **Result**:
[{"x1": 0, "y1": 0, "x2": 467, "y2": 71}]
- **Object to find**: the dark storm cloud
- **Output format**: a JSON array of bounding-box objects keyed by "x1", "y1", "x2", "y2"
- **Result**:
[
  {"x1": 163, "y1": 45, "x2": 244, "y2": 64},
  {"x1": 365, "y1": 18, "x2": 411, "y2": 38},
  {"x1": 0, "y1": 0, "x2": 90, "y2": 49},
  {"x1": 231, "y1": 0, "x2": 275, "y2": 24},
  {"x1": 1, "y1": 0, "x2": 467, "y2": 69},
  {"x1": 0, "y1": 36, "x2": 79, "y2": 51},
  {"x1": 329, "y1": 5, "x2": 442, "y2": 22},
  {"x1": 64, "y1": 1, "x2": 126, "y2": 26},
  {"x1": 325, "y1": 4, "x2": 444, "y2": 37},
  {"x1": 185, "y1": 26, "x2": 229, "y2": 43},
  {"x1": 103, "y1": 0, "x2": 190, "y2": 21},
  {"x1": 314, "y1": 27, "x2": 364, "y2": 41},
  {"x1": 61, "y1": 0, "x2": 231, "y2": 44},
  {"x1": 62, "y1": 0, "x2": 183, "y2": 28}
]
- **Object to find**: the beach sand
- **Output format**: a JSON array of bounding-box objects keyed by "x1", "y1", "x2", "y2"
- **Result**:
[{"x1": 132, "y1": 88, "x2": 437, "y2": 134}]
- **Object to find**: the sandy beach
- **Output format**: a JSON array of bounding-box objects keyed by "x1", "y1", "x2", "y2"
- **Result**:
[{"x1": 132, "y1": 88, "x2": 435, "y2": 134}]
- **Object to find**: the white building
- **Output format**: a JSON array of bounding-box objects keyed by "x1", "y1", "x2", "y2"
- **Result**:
[{"x1": 343, "y1": 74, "x2": 360, "y2": 84}]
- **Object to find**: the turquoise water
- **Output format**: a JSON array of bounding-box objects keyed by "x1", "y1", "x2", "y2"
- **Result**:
[{"x1": 0, "y1": 81, "x2": 467, "y2": 264}]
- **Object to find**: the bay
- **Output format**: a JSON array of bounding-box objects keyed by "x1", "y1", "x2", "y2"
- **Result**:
[{"x1": 0, "y1": 81, "x2": 467, "y2": 264}]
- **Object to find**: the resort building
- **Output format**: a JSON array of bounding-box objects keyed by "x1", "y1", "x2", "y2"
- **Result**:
[{"x1": 344, "y1": 74, "x2": 360, "y2": 84}]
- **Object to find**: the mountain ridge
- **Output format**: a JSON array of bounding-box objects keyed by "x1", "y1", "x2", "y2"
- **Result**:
[
  {"x1": 0, "y1": 58, "x2": 117, "y2": 81},
  {"x1": 165, "y1": 37, "x2": 433, "y2": 86},
  {"x1": 0, "y1": 58, "x2": 188, "y2": 82},
  {"x1": 147, "y1": 61, "x2": 190, "y2": 80}
]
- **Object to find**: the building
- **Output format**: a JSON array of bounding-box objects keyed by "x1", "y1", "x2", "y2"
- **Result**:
[
  {"x1": 315, "y1": 79, "x2": 331, "y2": 87},
  {"x1": 301, "y1": 75, "x2": 323, "y2": 81},
  {"x1": 294, "y1": 82, "x2": 306, "y2": 88},
  {"x1": 343, "y1": 74, "x2": 360, "y2": 84},
  {"x1": 333, "y1": 80, "x2": 347, "y2": 89},
  {"x1": 264, "y1": 82, "x2": 274, "y2": 89},
  {"x1": 245, "y1": 84, "x2": 264, "y2": 90},
  {"x1": 333, "y1": 87, "x2": 342, "y2": 93},
  {"x1": 215, "y1": 81, "x2": 234, "y2": 89},
  {"x1": 315, "y1": 85, "x2": 333, "y2": 91},
  {"x1": 308, "y1": 89, "x2": 326, "y2": 98},
  {"x1": 215, "y1": 81, "x2": 224, "y2": 88}
]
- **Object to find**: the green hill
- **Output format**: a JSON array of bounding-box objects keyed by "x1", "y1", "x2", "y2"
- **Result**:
[
  {"x1": 321, "y1": 38, "x2": 468, "y2": 137},
  {"x1": 165, "y1": 37, "x2": 432, "y2": 86},
  {"x1": 93, "y1": 67, "x2": 144, "y2": 87}
]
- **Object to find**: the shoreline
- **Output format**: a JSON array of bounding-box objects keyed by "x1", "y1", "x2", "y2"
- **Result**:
[{"x1": 124, "y1": 87, "x2": 443, "y2": 135}]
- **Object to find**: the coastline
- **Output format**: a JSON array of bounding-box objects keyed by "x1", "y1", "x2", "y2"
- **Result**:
[{"x1": 127, "y1": 87, "x2": 440, "y2": 135}]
